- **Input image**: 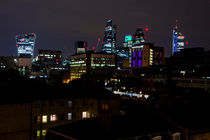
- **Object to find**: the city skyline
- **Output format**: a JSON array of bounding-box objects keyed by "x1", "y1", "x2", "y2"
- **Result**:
[{"x1": 0, "y1": 0, "x2": 210, "y2": 57}]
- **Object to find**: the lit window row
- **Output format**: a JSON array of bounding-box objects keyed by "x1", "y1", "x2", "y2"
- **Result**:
[
  {"x1": 37, "y1": 129, "x2": 47, "y2": 137},
  {"x1": 37, "y1": 113, "x2": 72, "y2": 123}
]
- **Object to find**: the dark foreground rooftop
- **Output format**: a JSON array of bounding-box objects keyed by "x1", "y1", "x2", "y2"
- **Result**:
[{"x1": 45, "y1": 111, "x2": 182, "y2": 140}]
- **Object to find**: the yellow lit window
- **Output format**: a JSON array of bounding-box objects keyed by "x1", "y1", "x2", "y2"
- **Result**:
[
  {"x1": 82, "y1": 111, "x2": 90, "y2": 119},
  {"x1": 42, "y1": 115, "x2": 47, "y2": 123},
  {"x1": 37, "y1": 130, "x2": 40, "y2": 137},
  {"x1": 42, "y1": 130, "x2": 47, "y2": 136}
]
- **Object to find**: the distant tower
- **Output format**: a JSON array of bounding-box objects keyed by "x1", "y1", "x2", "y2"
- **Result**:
[
  {"x1": 133, "y1": 28, "x2": 145, "y2": 47},
  {"x1": 102, "y1": 19, "x2": 117, "y2": 54},
  {"x1": 172, "y1": 20, "x2": 185, "y2": 55},
  {"x1": 16, "y1": 33, "x2": 36, "y2": 73},
  {"x1": 16, "y1": 33, "x2": 36, "y2": 58},
  {"x1": 131, "y1": 28, "x2": 146, "y2": 68}
]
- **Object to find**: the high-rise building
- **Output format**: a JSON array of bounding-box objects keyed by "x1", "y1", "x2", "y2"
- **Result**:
[
  {"x1": 16, "y1": 33, "x2": 36, "y2": 73},
  {"x1": 117, "y1": 35, "x2": 133, "y2": 69},
  {"x1": 133, "y1": 28, "x2": 145, "y2": 47},
  {"x1": 75, "y1": 41, "x2": 88, "y2": 54},
  {"x1": 172, "y1": 26, "x2": 185, "y2": 55},
  {"x1": 16, "y1": 33, "x2": 36, "y2": 58},
  {"x1": 102, "y1": 19, "x2": 117, "y2": 54},
  {"x1": 131, "y1": 28, "x2": 146, "y2": 68}
]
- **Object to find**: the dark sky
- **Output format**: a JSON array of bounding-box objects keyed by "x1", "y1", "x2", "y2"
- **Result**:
[{"x1": 0, "y1": 0, "x2": 210, "y2": 57}]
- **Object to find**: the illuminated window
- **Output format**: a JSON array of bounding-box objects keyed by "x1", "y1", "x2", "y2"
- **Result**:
[
  {"x1": 67, "y1": 113, "x2": 72, "y2": 120},
  {"x1": 42, "y1": 115, "x2": 47, "y2": 123},
  {"x1": 82, "y1": 111, "x2": 90, "y2": 119},
  {"x1": 37, "y1": 130, "x2": 41, "y2": 137},
  {"x1": 50, "y1": 114, "x2": 57, "y2": 122},
  {"x1": 37, "y1": 116, "x2": 41, "y2": 123},
  {"x1": 42, "y1": 130, "x2": 47, "y2": 136},
  {"x1": 68, "y1": 100, "x2": 72, "y2": 107},
  {"x1": 102, "y1": 104, "x2": 109, "y2": 110}
]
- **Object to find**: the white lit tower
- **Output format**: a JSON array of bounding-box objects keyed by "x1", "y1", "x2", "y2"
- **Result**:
[
  {"x1": 16, "y1": 33, "x2": 36, "y2": 72},
  {"x1": 102, "y1": 19, "x2": 117, "y2": 54},
  {"x1": 16, "y1": 33, "x2": 36, "y2": 58}
]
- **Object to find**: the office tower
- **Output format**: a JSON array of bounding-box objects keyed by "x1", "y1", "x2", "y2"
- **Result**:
[
  {"x1": 132, "y1": 44, "x2": 153, "y2": 68},
  {"x1": 116, "y1": 35, "x2": 133, "y2": 69},
  {"x1": 131, "y1": 28, "x2": 146, "y2": 68},
  {"x1": 16, "y1": 33, "x2": 36, "y2": 58},
  {"x1": 172, "y1": 26, "x2": 185, "y2": 55},
  {"x1": 75, "y1": 41, "x2": 88, "y2": 54},
  {"x1": 16, "y1": 33, "x2": 36, "y2": 72},
  {"x1": 102, "y1": 19, "x2": 117, "y2": 54},
  {"x1": 70, "y1": 51, "x2": 116, "y2": 81},
  {"x1": 133, "y1": 28, "x2": 145, "y2": 47},
  {"x1": 34, "y1": 49, "x2": 67, "y2": 72}
]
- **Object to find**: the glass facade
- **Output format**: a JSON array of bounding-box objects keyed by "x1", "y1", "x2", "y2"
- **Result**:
[
  {"x1": 172, "y1": 27, "x2": 185, "y2": 55},
  {"x1": 102, "y1": 19, "x2": 117, "y2": 54},
  {"x1": 16, "y1": 33, "x2": 36, "y2": 58},
  {"x1": 133, "y1": 28, "x2": 145, "y2": 47}
]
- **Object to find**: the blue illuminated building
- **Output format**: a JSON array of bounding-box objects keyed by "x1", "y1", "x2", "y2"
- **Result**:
[
  {"x1": 172, "y1": 26, "x2": 185, "y2": 55},
  {"x1": 102, "y1": 19, "x2": 117, "y2": 54},
  {"x1": 16, "y1": 33, "x2": 36, "y2": 58}
]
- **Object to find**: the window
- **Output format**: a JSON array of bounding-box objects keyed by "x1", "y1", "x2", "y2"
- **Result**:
[
  {"x1": 42, "y1": 115, "x2": 47, "y2": 123},
  {"x1": 68, "y1": 113, "x2": 72, "y2": 120},
  {"x1": 37, "y1": 130, "x2": 41, "y2": 137},
  {"x1": 82, "y1": 111, "x2": 90, "y2": 119},
  {"x1": 37, "y1": 116, "x2": 41, "y2": 123},
  {"x1": 68, "y1": 100, "x2": 72, "y2": 107},
  {"x1": 42, "y1": 130, "x2": 47, "y2": 136},
  {"x1": 102, "y1": 104, "x2": 109, "y2": 110},
  {"x1": 50, "y1": 114, "x2": 57, "y2": 122}
]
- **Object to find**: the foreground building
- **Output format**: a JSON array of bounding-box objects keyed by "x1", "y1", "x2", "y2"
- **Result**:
[
  {"x1": 45, "y1": 111, "x2": 182, "y2": 140},
  {"x1": 0, "y1": 83, "x2": 120, "y2": 140}
]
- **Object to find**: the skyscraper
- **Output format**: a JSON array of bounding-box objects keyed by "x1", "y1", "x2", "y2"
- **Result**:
[
  {"x1": 131, "y1": 28, "x2": 146, "y2": 68},
  {"x1": 16, "y1": 33, "x2": 36, "y2": 73},
  {"x1": 172, "y1": 26, "x2": 185, "y2": 55},
  {"x1": 16, "y1": 33, "x2": 36, "y2": 58},
  {"x1": 102, "y1": 19, "x2": 117, "y2": 54},
  {"x1": 133, "y1": 28, "x2": 145, "y2": 47}
]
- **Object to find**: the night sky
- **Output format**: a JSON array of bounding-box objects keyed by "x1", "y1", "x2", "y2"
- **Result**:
[{"x1": 0, "y1": 0, "x2": 210, "y2": 57}]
